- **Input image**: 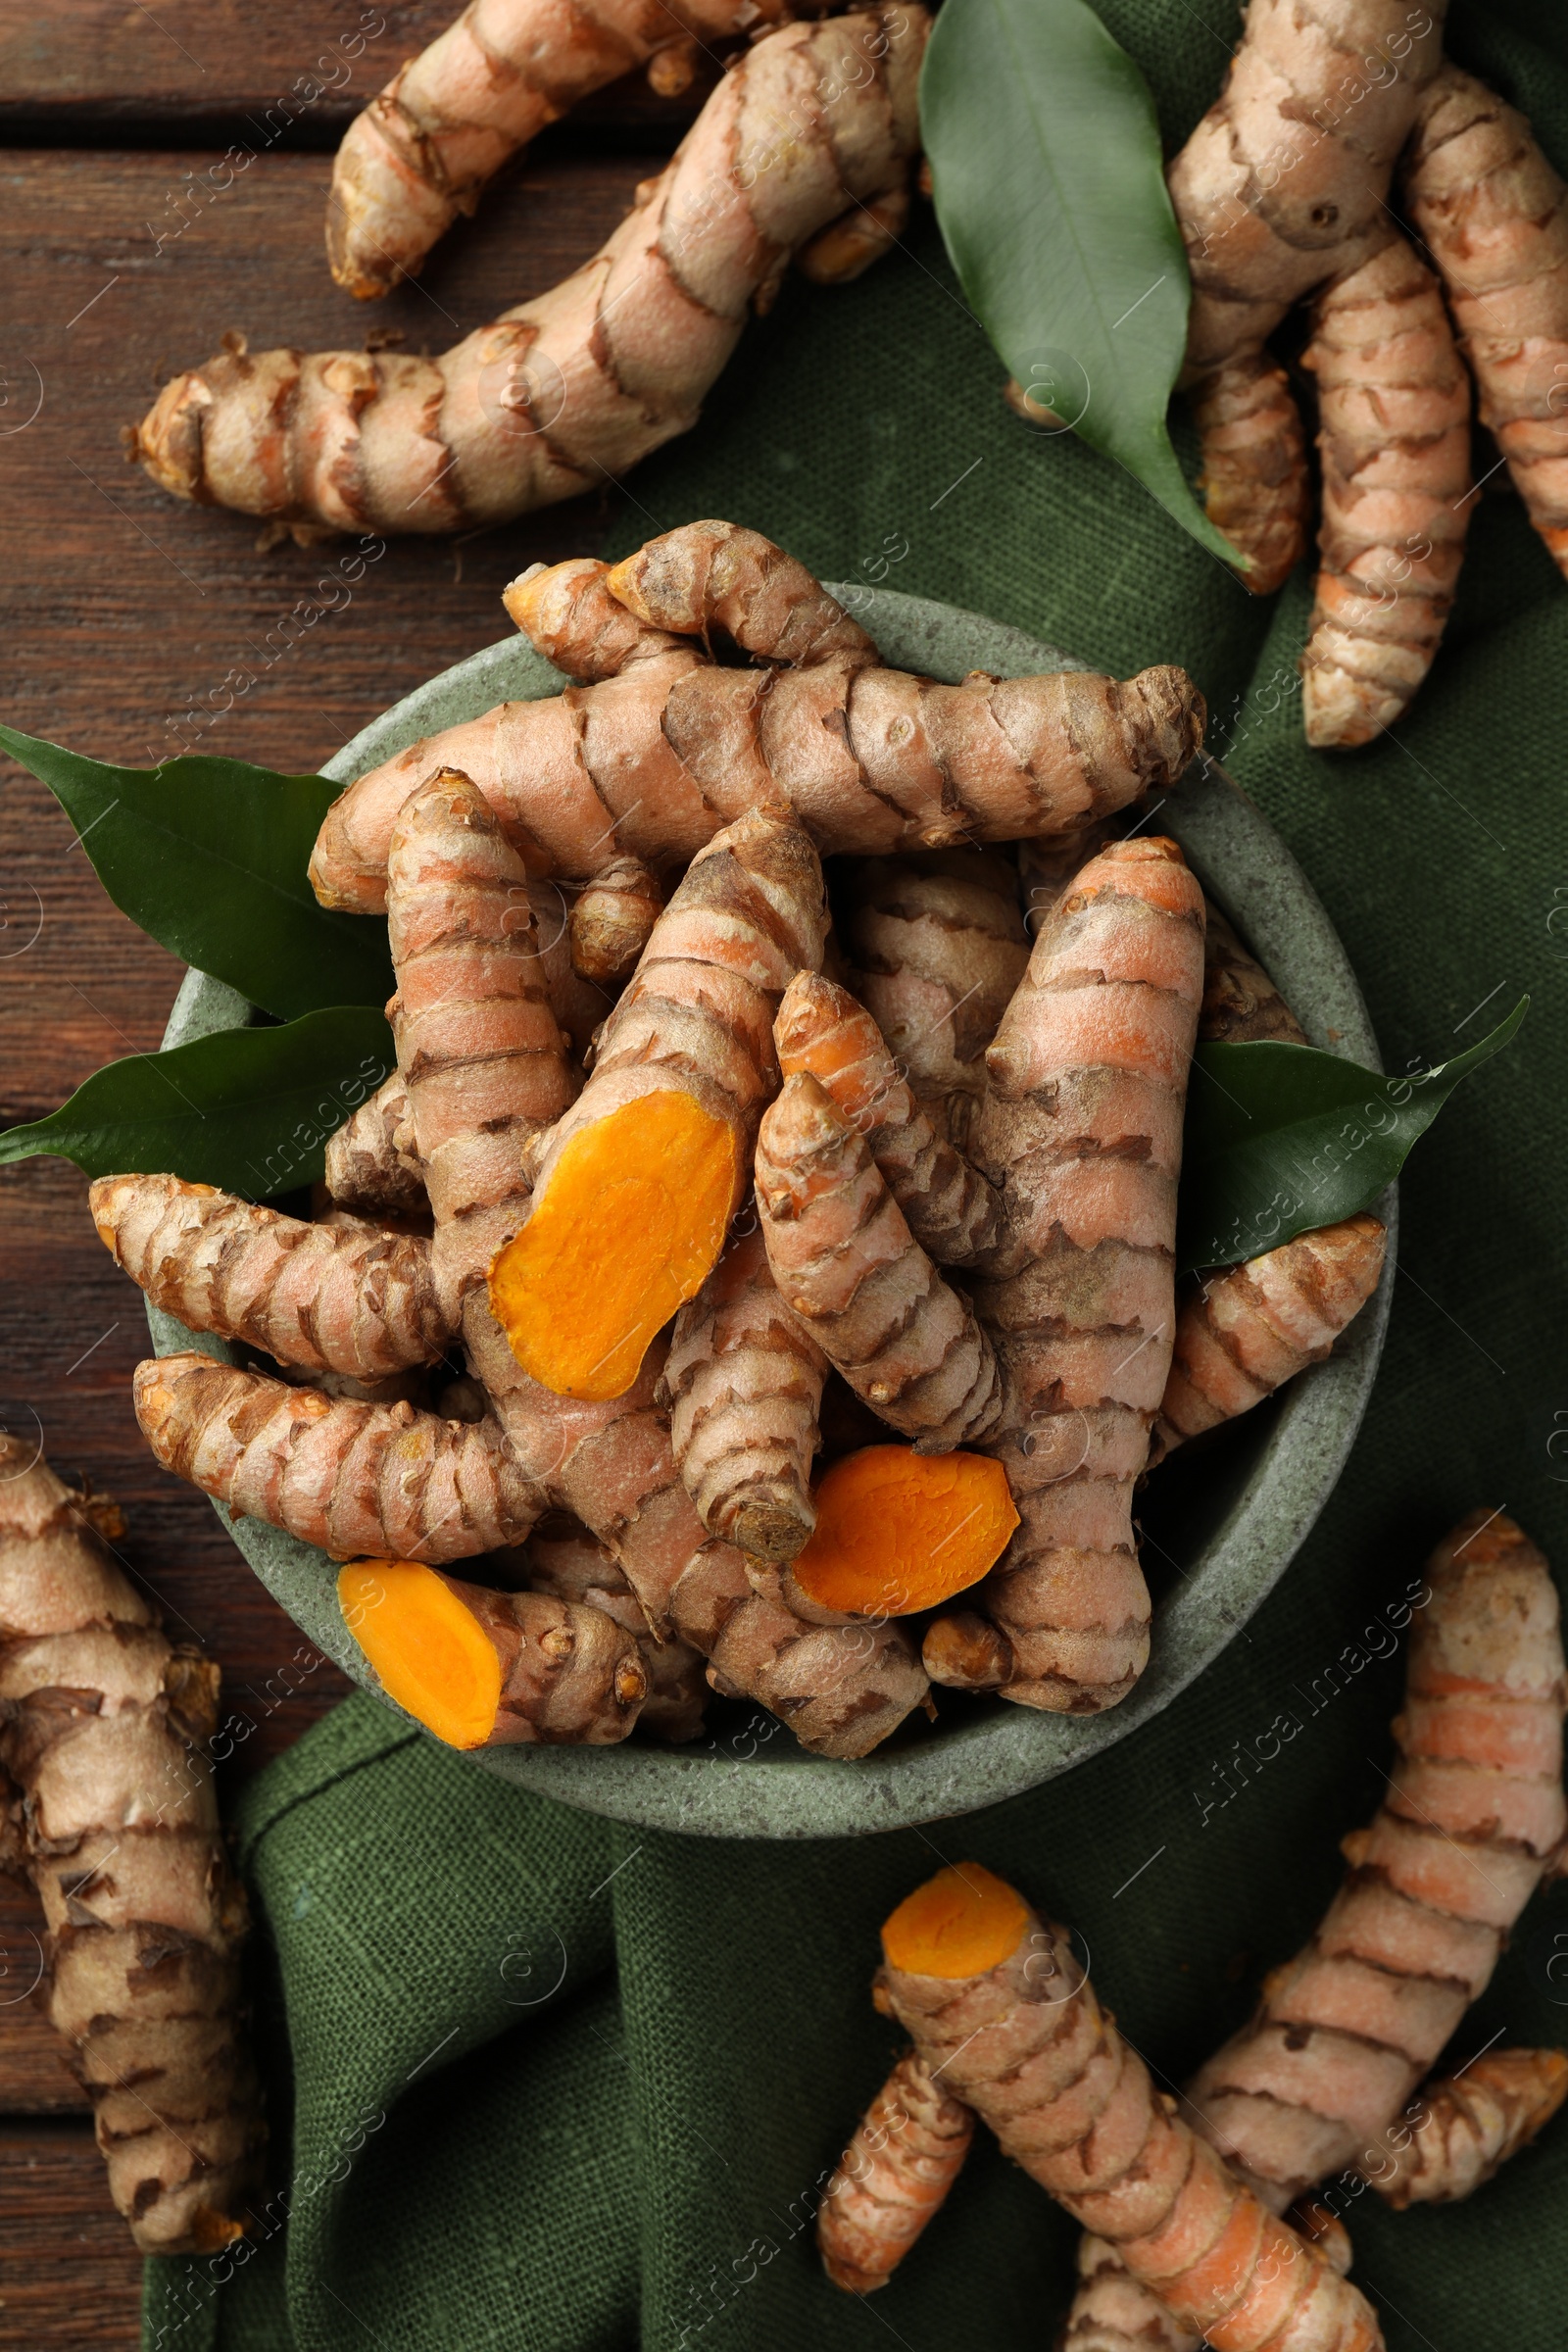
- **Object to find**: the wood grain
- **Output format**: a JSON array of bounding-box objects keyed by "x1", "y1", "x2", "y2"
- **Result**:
[
  {"x1": 0, "y1": 1, "x2": 714, "y2": 139},
  {"x1": 0, "y1": 136, "x2": 652, "y2": 2318}
]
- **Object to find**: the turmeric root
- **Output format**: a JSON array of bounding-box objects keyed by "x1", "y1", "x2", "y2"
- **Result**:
[
  {"x1": 1299, "y1": 236, "x2": 1472, "y2": 750},
  {"x1": 134, "y1": 14, "x2": 928, "y2": 536},
  {"x1": 928, "y1": 839, "x2": 1205, "y2": 1714},
  {"x1": 876, "y1": 1864, "x2": 1385, "y2": 2352},
  {"x1": 0, "y1": 1440, "x2": 263, "y2": 2254},
  {"x1": 663, "y1": 1223, "x2": 828, "y2": 1565},
  {"x1": 774, "y1": 971, "x2": 1002, "y2": 1264},
  {"x1": 841, "y1": 849, "x2": 1030, "y2": 1155},
  {"x1": 567, "y1": 855, "x2": 663, "y2": 984},
  {"x1": 526, "y1": 1520, "x2": 708, "y2": 1742},
  {"x1": 325, "y1": 0, "x2": 811, "y2": 298},
  {"x1": 323, "y1": 1071, "x2": 426, "y2": 1216},
  {"x1": 1200, "y1": 902, "x2": 1307, "y2": 1047},
  {"x1": 1166, "y1": 0, "x2": 1449, "y2": 594},
  {"x1": 1356, "y1": 2047, "x2": 1568, "y2": 2208},
  {"x1": 605, "y1": 517, "x2": 881, "y2": 668},
  {"x1": 312, "y1": 528, "x2": 1204, "y2": 915},
  {"x1": 757, "y1": 1073, "x2": 1004, "y2": 1450},
  {"x1": 817, "y1": 2047, "x2": 974, "y2": 2293},
  {"x1": 90, "y1": 1173, "x2": 452, "y2": 1381},
  {"x1": 1151, "y1": 1214, "x2": 1387, "y2": 1464},
  {"x1": 490, "y1": 808, "x2": 827, "y2": 1401},
  {"x1": 1185, "y1": 1508, "x2": 1567, "y2": 2208},
  {"x1": 336, "y1": 1557, "x2": 646, "y2": 1747},
  {"x1": 1402, "y1": 65, "x2": 1568, "y2": 578},
  {"x1": 786, "y1": 1446, "x2": 1017, "y2": 1621},
  {"x1": 133, "y1": 1353, "x2": 542, "y2": 1562}
]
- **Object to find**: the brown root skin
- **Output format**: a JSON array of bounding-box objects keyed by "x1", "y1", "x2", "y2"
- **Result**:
[
  {"x1": 797, "y1": 177, "x2": 912, "y2": 287},
  {"x1": 526, "y1": 1521, "x2": 709, "y2": 1743},
  {"x1": 338, "y1": 1558, "x2": 646, "y2": 1748},
  {"x1": 1190, "y1": 353, "x2": 1310, "y2": 597},
  {"x1": 757, "y1": 1074, "x2": 1004, "y2": 1451},
  {"x1": 0, "y1": 1439, "x2": 263, "y2": 2255},
  {"x1": 1356, "y1": 2047, "x2": 1568, "y2": 2207},
  {"x1": 141, "y1": 14, "x2": 929, "y2": 531},
  {"x1": 1151, "y1": 1214, "x2": 1386, "y2": 1463},
  {"x1": 952, "y1": 839, "x2": 1205, "y2": 1714},
  {"x1": 311, "y1": 560, "x2": 1203, "y2": 912},
  {"x1": 773, "y1": 970, "x2": 1002, "y2": 1264},
  {"x1": 504, "y1": 556, "x2": 694, "y2": 682},
  {"x1": 817, "y1": 2047, "x2": 973, "y2": 2293},
  {"x1": 1200, "y1": 901, "x2": 1306, "y2": 1046},
  {"x1": 664, "y1": 1224, "x2": 827, "y2": 1565},
  {"x1": 1300, "y1": 235, "x2": 1472, "y2": 751},
  {"x1": 1185, "y1": 1509, "x2": 1566, "y2": 2210},
  {"x1": 133, "y1": 1353, "x2": 543, "y2": 1563},
  {"x1": 1402, "y1": 64, "x2": 1568, "y2": 576},
  {"x1": 326, "y1": 0, "x2": 806, "y2": 299},
  {"x1": 567, "y1": 855, "x2": 664, "y2": 984},
  {"x1": 877, "y1": 1867, "x2": 1384, "y2": 2351},
  {"x1": 90, "y1": 1173, "x2": 453, "y2": 1382},
  {"x1": 489, "y1": 808, "x2": 828, "y2": 1402},
  {"x1": 323, "y1": 1071, "x2": 426, "y2": 1216},
  {"x1": 606, "y1": 519, "x2": 880, "y2": 668}
]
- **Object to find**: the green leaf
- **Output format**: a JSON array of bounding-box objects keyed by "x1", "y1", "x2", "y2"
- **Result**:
[
  {"x1": 1177, "y1": 1001, "x2": 1528, "y2": 1274},
  {"x1": 0, "y1": 1006, "x2": 395, "y2": 1197},
  {"x1": 920, "y1": 0, "x2": 1242, "y2": 569},
  {"x1": 0, "y1": 725, "x2": 389, "y2": 1022}
]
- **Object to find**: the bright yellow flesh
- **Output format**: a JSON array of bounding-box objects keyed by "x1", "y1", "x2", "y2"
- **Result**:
[
  {"x1": 489, "y1": 1090, "x2": 739, "y2": 1399},
  {"x1": 882, "y1": 1863, "x2": 1030, "y2": 1981},
  {"x1": 791, "y1": 1446, "x2": 1018, "y2": 1617},
  {"x1": 337, "y1": 1559, "x2": 500, "y2": 1750}
]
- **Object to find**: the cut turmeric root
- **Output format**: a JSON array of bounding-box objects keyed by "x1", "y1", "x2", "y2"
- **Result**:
[
  {"x1": 876, "y1": 1865, "x2": 1385, "y2": 2352},
  {"x1": 489, "y1": 808, "x2": 826, "y2": 1399},
  {"x1": 338, "y1": 1558, "x2": 647, "y2": 1747},
  {"x1": 788, "y1": 1446, "x2": 1017, "y2": 1621}
]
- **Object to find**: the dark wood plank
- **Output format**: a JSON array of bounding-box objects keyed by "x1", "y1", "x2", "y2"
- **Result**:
[
  {"x1": 0, "y1": 1, "x2": 712, "y2": 140},
  {"x1": 0, "y1": 2123, "x2": 143, "y2": 2346},
  {"x1": 0, "y1": 144, "x2": 653, "y2": 2149}
]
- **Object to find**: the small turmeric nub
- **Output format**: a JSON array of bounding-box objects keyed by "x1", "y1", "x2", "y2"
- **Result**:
[
  {"x1": 488, "y1": 1091, "x2": 739, "y2": 1400},
  {"x1": 818, "y1": 2047, "x2": 974, "y2": 2293},
  {"x1": 790, "y1": 1447, "x2": 1017, "y2": 1619},
  {"x1": 881, "y1": 1863, "x2": 1030, "y2": 1980}
]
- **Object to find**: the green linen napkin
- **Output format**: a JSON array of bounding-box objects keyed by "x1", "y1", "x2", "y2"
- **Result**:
[{"x1": 144, "y1": 4, "x2": 1568, "y2": 2344}]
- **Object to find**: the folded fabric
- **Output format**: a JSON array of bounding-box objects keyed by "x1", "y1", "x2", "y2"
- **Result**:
[{"x1": 145, "y1": 3, "x2": 1568, "y2": 2345}]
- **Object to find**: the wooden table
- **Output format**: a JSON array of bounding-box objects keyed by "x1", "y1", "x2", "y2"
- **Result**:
[{"x1": 0, "y1": 11, "x2": 695, "y2": 2333}]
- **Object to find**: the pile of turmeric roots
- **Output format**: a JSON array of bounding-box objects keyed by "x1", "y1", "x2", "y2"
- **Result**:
[
  {"x1": 819, "y1": 1508, "x2": 1568, "y2": 2351},
  {"x1": 98, "y1": 520, "x2": 1386, "y2": 1762},
  {"x1": 124, "y1": 1, "x2": 1568, "y2": 752}
]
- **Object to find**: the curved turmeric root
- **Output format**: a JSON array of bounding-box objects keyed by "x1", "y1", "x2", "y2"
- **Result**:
[
  {"x1": 1190, "y1": 353, "x2": 1312, "y2": 596},
  {"x1": 774, "y1": 971, "x2": 1002, "y2": 1264},
  {"x1": 1151, "y1": 1214, "x2": 1387, "y2": 1464},
  {"x1": 526, "y1": 1521, "x2": 708, "y2": 1742},
  {"x1": 133, "y1": 1353, "x2": 543, "y2": 1563},
  {"x1": 313, "y1": 526, "x2": 1204, "y2": 914},
  {"x1": 323, "y1": 1071, "x2": 426, "y2": 1216},
  {"x1": 1300, "y1": 236, "x2": 1472, "y2": 751},
  {"x1": 1403, "y1": 65, "x2": 1568, "y2": 578},
  {"x1": 817, "y1": 2047, "x2": 973, "y2": 2293},
  {"x1": 337, "y1": 1557, "x2": 646, "y2": 1747},
  {"x1": 0, "y1": 1440, "x2": 264, "y2": 2256},
  {"x1": 1200, "y1": 901, "x2": 1306, "y2": 1047},
  {"x1": 929, "y1": 839, "x2": 1205, "y2": 1714},
  {"x1": 90, "y1": 1173, "x2": 452, "y2": 1381},
  {"x1": 326, "y1": 0, "x2": 808, "y2": 298},
  {"x1": 757, "y1": 1074, "x2": 1003, "y2": 1451},
  {"x1": 876, "y1": 1865, "x2": 1385, "y2": 2352},
  {"x1": 489, "y1": 809, "x2": 827, "y2": 1401},
  {"x1": 664, "y1": 1223, "x2": 828, "y2": 1566},
  {"x1": 1186, "y1": 1508, "x2": 1567, "y2": 2208},
  {"x1": 134, "y1": 13, "x2": 928, "y2": 536},
  {"x1": 786, "y1": 1446, "x2": 1016, "y2": 1621},
  {"x1": 1357, "y1": 2047, "x2": 1568, "y2": 2208}
]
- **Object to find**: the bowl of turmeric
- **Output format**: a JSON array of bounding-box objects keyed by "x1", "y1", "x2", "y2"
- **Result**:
[{"x1": 148, "y1": 570, "x2": 1393, "y2": 1838}]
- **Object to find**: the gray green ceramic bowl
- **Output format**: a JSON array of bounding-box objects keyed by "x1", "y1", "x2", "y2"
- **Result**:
[{"x1": 152, "y1": 587, "x2": 1394, "y2": 1839}]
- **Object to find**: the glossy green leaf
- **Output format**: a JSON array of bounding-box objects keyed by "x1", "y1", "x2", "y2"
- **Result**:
[
  {"x1": 0, "y1": 1006, "x2": 395, "y2": 1197},
  {"x1": 0, "y1": 724, "x2": 389, "y2": 1021},
  {"x1": 1177, "y1": 1001, "x2": 1528, "y2": 1273},
  {"x1": 920, "y1": 0, "x2": 1241, "y2": 568}
]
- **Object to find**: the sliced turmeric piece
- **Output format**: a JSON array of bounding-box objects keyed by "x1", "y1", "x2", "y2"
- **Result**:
[
  {"x1": 338, "y1": 1558, "x2": 647, "y2": 1749},
  {"x1": 790, "y1": 1447, "x2": 1017, "y2": 1620},
  {"x1": 489, "y1": 808, "x2": 826, "y2": 1400},
  {"x1": 881, "y1": 1863, "x2": 1030, "y2": 1981}
]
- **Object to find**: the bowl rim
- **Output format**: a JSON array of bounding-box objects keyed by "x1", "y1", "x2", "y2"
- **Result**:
[{"x1": 154, "y1": 583, "x2": 1395, "y2": 1839}]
